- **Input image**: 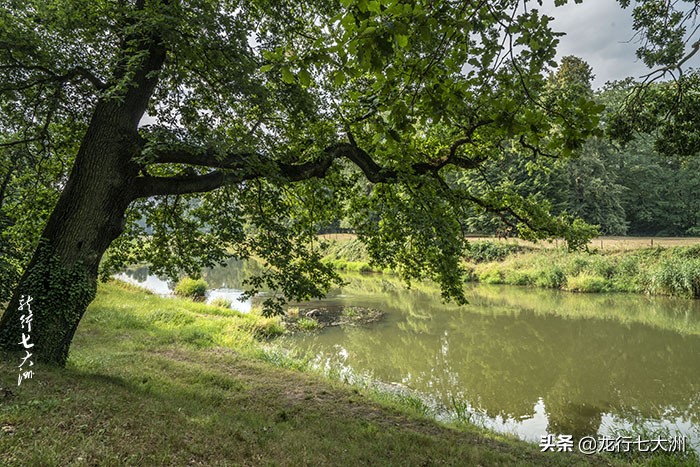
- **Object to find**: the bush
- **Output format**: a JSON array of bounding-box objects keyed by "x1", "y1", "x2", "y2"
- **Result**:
[
  {"x1": 533, "y1": 266, "x2": 566, "y2": 289},
  {"x1": 503, "y1": 269, "x2": 534, "y2": 286},
  {"x1": 478, "y1": 266, "x2": 504, "y2": 284},
  {"x1": 465, "y1": 241, "x2": 521, "y2": 263},
  {"x1": 210, "y1": 297, "x2": 232, "y2": 308},
  {"x1": 174, "y1": 277, "x2": 208, "y2": 299},
  {"x1": 565, "y1": 273, "x2": 608, "y2": 293},
  {"x1": 566, "y1": 256, "x2": 590, "y2": 276},
  {"x1": 589, "y1": 256, "x2": 617, "y2": 279}
]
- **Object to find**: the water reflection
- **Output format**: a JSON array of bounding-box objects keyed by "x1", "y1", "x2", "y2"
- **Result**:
[
  {"x1": 115, "y1": 260, "x2": 260, "y2": 313},
  {"x1": 284, "y1": 277, "x2": 700, "y2": 447}
]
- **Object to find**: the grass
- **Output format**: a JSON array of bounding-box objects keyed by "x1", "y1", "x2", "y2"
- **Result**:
[
  {"x1": 320, "y1": 236, "x2": 700, "y2": 299},
  {"x1": 210, "y1": 297, "x2": 233, "y2": 309},
  {"x1": 321, "y1": 239, "x2": 388, "y2": 273},
  {"x1": 319, "y1": 233, "x2": 700, "y2": 252},
  {"x1": 296, "y1": 317, "x2": 320, "y2": 331},
  {"x1": 0, "y1": 280, "x2": 620, "y2": 466},
  {"x1": 468, "y1": 245, "x2": 700, "y2": 299},
  {"x1": 173, "y1": 277, "x2": 208, "y2": 299}
]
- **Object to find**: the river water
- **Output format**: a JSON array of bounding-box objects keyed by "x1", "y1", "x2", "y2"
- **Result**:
[{"x1": 117, "y1": 263, "x2": 700, "y2": 448}]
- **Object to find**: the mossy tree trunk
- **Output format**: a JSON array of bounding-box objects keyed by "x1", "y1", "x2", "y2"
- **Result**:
[{"x1": 0, "y1": 38, "x2": 166, "y2": 366}]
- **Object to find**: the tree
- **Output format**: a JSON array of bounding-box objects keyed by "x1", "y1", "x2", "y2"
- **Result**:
[
  {"x1": 606, "y1": 0, "x2": 700, "y2": 154},
  {"x1": 0, "y1": 0, "x2": 601, "y2": 365},
  {"x1": 455, "y1": 56, "x2": 629, "y2": 236},
  {"x1": 543, "y1": 57, "x2": 627, "y2": 235}
]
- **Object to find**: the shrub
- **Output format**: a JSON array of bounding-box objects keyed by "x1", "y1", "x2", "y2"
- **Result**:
[
  {"x1": 174, "y1": 277, "x2": 208, "y2": 299},
  {"x1": 503, "y1": 269, "x2": 534, "y2": 286},
  {"x1": 465, "y1": 241, "x2": 521, "y2": 263},
  {"x1": 210, "y1": 297, "x2": 232, "y2": 308},
  {"x1": 533, "y1": 266, "x2": 566, "y2": 289},
  {"x1": 566, "y1": 256, "x2": 590, "y2": 276},
  {"x1": 565, "y1": 273, "x2": 608, "y2": 293},
  {"x1": 589, "y1": 255, "x2": 617, "y2": 279},
  {"x1": 610, "y1": 256, "x2": 641, "y2": 292},
  {"x1": 478, "y1": 266, "x2": 504, "y2": 284}
]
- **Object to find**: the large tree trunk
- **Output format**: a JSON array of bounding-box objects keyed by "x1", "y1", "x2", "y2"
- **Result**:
[
  {"x1": 0, "y1": 100, "x2": 141, "y2": 365},
  {"x1": 0, "y1": 25, "x2": 166, "y2": 364}
]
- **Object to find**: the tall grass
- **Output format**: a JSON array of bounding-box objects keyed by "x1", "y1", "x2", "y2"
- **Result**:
[
  {"x1": 173, "y1": 277, "x2": 208, "y2": 299},
  {"x1": 468, "y1": 245, "x2": 700, "y2": 299}
]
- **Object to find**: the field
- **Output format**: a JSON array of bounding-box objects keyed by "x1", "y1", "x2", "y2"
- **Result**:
[{"x1": 320, "y1": 234, "x2": 700, "y2": 252}]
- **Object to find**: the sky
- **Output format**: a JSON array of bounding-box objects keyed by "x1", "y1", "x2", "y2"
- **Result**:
[{"x1": 540, "y1": 0, "x2": 700, "y2": 89}]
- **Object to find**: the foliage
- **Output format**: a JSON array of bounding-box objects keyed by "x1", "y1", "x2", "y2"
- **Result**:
[
  {"x1": 564, "y1": 273, "x2": 608, "y2": 293},
  {"x1": 615, "y1": 0, "x2": 700, "y2": 69},
  {"x1": 173, "y1": 277, "x2": 208, "y2": 299},
  {"x1": 322, "y1": 238, "x2": 369, "y2": 262},
  {"x1": 477, "y1": 266, "x2": 505, "y2": 285},
  {"x1": 468, "y1": 69, "x2": 700, "y2": 238},
  {"x1": 0, "y1": 0, "x2": 606, "y2": 324},
  {"x1": 469, "y1": 244, "x2": 700, "y2": 299},
  {"x1": 464, "y1": 241, "x2": 522, "y2": 263},
  {"x1": 209, "y1": 297, "x2": 232, "y2": 309},
  {"x1": 603, "y1": 0, "x2": 700, "y2": 170}
]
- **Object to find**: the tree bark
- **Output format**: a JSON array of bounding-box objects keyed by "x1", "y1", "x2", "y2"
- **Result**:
[
  {"x1": 0, "y1": 29, "x2": 166, "y2": 365},
  {"x1": 0, "y1": 99, "x2": 142, "y2": 365}
]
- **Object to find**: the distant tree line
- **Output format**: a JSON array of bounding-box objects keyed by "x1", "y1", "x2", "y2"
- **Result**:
[{"x1": 458, "y1": 57, "x2": 700, "y2": 237}]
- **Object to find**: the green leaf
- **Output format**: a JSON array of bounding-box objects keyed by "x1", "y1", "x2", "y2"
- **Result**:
[
  {"x1": 395, "y1": 34, "x2": 409, "y2": 49},
  {"x1": 298, "y1": 69, "x2": 312, "y2": 87},
  {"x1": 281, "y1": 67, "x2": 295, "y2": 84}
]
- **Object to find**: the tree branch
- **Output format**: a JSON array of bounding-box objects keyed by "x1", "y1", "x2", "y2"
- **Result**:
[
  {"x1": 640, "y1": 39, "x2": 700, "y2": 83},
  {"x1": 2, "y1": 50, "x2": 108, "y2": 90},
  {"x1": 134, "y1": 136, "x2": 492, "y2": 199},
  {"x1": 133, "y1": 170, "x2": 238, "y2": 197}
]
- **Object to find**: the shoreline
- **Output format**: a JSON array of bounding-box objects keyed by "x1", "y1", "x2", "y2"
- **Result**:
[{"x1": 323, "y1": 238, "x2": 700, "y2": 300}]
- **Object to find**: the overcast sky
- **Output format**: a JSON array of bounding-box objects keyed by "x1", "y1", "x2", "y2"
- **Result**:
[{"x1": 541, "y1": 1, "x2": 700, "y2": 89}]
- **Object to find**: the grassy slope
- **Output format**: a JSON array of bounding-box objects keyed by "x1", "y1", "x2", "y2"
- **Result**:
[{"x1": 0, "y1": 281, "x2": 615, "y2": 466}]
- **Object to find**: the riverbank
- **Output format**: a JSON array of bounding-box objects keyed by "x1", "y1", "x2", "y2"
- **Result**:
[
  {"x1": 468, "y1": 243, "x2": 700, "y2": 298},
  {"x1": 0, "y1": 280, "x2": 616, "y2": 466},
  {"x1": 323, "y1": 238, "x2": 700, "y2": 299}
]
